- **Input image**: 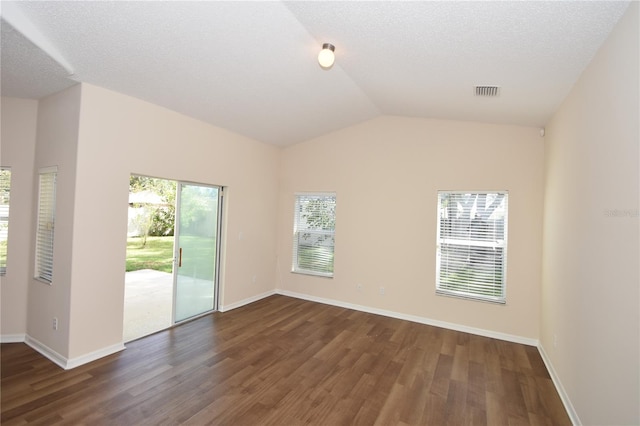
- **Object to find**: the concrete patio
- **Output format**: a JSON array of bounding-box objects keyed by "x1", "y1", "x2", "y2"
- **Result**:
[{"x1": 123, "y1": 269, "x2": 173, "y2": 342}]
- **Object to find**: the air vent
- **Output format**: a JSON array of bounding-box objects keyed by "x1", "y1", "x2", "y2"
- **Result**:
[{"x1": 474, "y1": 86, "x2": 501, "y2": 97}]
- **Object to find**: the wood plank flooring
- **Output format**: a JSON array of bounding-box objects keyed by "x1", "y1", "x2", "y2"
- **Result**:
[{"x1": 1, "y1": 295, "x2": 571, "y2": 425}]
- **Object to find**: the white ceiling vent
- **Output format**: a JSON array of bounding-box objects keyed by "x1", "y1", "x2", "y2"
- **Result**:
[{"x1": 474, "y1": 86, "x2": 501, "y2": 97}]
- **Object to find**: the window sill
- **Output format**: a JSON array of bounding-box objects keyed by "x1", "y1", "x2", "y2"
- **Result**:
[
  {"x1": 291, "y1": 270, "x2": 333, "y2": 279},
  {"x1": 436, "y1": 290, "x2": 505, "y2": 305}
]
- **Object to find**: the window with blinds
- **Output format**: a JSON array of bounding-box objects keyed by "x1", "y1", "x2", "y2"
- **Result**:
[
  {"x1": 35, "y1": 167, "x2": 57, "y2": 284},
  {"x1": 436, "y1": 191, "x2": 508, "y2": 303},
  {"x1": 0, "y1": 168, "x2": 11, "y2": 275},
  {"x1": 292, "y1": 193, "x2": 336, "y2": 277}
]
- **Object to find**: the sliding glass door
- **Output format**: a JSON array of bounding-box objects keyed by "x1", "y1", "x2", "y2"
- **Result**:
[{"x1": 174, "y1": 183, "x2": 222, "y2": 322}]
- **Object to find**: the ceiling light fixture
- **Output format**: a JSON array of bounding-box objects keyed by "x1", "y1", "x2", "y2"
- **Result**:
[{"x1": 318, "y1": 43, "x2": 335, "y2": 69}]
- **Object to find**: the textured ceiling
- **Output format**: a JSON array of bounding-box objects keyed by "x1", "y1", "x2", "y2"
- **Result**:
[
  {"x1": 0, "y1": 1, "x2": 631, "y2": 146},
  {"x1": 1, "y1": 20, "x2": 76, "y2": 99}
]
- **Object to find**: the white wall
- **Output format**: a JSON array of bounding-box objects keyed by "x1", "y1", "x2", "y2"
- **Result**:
[
  {"x1": 0, "y1": 97, "x2": 38, "y2": 339},
  {"x1": 277, "y1": 116, "x2": 544, "y2": 341},
  {"x1": 541, "y1": 3, "x2": 639, "y2": 425}
]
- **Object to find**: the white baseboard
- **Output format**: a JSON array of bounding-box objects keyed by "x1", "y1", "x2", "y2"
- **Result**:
[
  {"x1": 24, "y1": 335, "x2": 68, "y2": 369},
  {"x1": 1, "y1": 333, "x2": 26, "y2": 343},
  {"x1": 66, "y1": 343, "x2": 125, "y2": 370},
  {"x1": 274, "y1": 291, "x2": 583, "y2": 420},
  {"x1": 537, "y1": 343, "x2": 580, "y2": 425},
  {"x1": 220, "y1": 289, "x2": 276, "y2": 312},
  {"x1": 24, "y1": 335, "x2": 125, "y2": 370},
  {"x1": 5, "y1": 292, "x2": 575, "y2": 425},
  {"x1": 276, "y1": 289, "x2": 539, "y2": 347}
]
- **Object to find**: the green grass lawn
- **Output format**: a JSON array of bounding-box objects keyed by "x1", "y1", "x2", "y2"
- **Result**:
[
  {"x1": 126, "y1": 235, "x2": 216, "y2": 280},
  {"x1": 178, "y1": 234, "x2": 217, "y2": 281},
  {"x1": 126, "y1": 236, "x2": 174, "y2": 273}
]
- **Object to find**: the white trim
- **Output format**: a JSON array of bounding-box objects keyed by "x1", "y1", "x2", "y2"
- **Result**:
[
  {"x1": 438, "y1": 189, "x2": 509, "y2": 194},
  {"x1": 1, "y1": 333, "x2": 26, "y2": 343},
  {"x1": 294, "y1": 191, "x2": 336, "y2": 197},
  {"x1": 24, "y1": 335, "x2": 67, "y2": 369},
  {"x1": 23, "y1": 335, "x2": 125, "y2": 370},
  {"x1": 537, "y1": 343, "x2": 581, "y2": 426},
  {"x1": 276, "y1": 289, "x2": 538, "y2": 346},
  {"x1": 292, "y1": 193, "x2": 336, "y2": 278},
  {"x1": 4, "y1": 295, "x2": 573, "y2": 424},
  {"x1": 436, "y1": 191, "x2": 508, "y2": 304},
  {"x1": 219, "y1": 290, "x2": 276, "y2": 312},
  {"x1": 65, "y1": 343, "x2": 125, "y2": 370},
  {"x1": 38, "y1": 165, "x2": 58, "y2": 174}
]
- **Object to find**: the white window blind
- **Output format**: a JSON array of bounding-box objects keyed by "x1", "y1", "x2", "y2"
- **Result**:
[
  {"x1": 0, "y1": 168, "x2": 11, "y2": 275},
  {"x1": 436, "y1": 192, "x2": 508, "y2": 303},
  {"x1": 292, "y1": 193, "x2": 336, "y2": 277},
  {"x1": 35, "y1": 167, "x2": 57, "y2": 283}
]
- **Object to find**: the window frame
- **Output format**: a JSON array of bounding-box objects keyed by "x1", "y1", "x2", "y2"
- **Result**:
[
  {"x1": 0, "y1": 167, "x2": 11, "y2": 275},
  {"x1": 292, "y1": 192, "x2": 336, "y2": 278},
  {"x1": 35, "y1": 166, "x2": 58, "y2": 284},
  {"x1": 435, "y1": 191, "x2": 508, "y2": 304}
]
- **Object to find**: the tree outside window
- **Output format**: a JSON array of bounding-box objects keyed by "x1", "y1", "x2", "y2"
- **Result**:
[
  {"x1": 436, "y1": 192, "x2": 508, "y2": 303},
  {"x1": 292, "y1": 193, "x2": 336, "y2": 277}
]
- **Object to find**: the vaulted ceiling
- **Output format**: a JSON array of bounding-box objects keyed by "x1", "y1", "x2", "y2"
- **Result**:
[{"x1": 0, "y1": 1, "x2": 630, "y2": 146}]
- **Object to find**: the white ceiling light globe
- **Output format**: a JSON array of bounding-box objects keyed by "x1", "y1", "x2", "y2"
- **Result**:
[{"x1": 318, "y1": 43, "x2": 335, "y2": 69}]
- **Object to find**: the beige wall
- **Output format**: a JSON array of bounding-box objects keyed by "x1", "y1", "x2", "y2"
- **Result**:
[
  {"x1": 0, "y1": 10, "x2": 635, "y2": 422},
  {"x1": 542, "y1": 3, "x2": 639, "y2": 425},
  {"x1": 2, "y1": 84, "x2": 280, "y2": 362},
  {"x1": 277, "y1": 116, "x2": 544, "y2": 340},
  {"x1": 28, "y1": 85, "x2": 82, "y2": 357},
  {"x1": 0, "y1": 98, "x2": 38, "y2": 338},
  {"x1": 66, "y1": 84, "x2": 280, "y2": 358}
]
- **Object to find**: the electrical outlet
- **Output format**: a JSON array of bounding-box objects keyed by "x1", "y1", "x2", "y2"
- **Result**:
[
  {"x1": 379, "y1": 286, "x2": 385, "y2": 295},
  {"x1": 356, "y1": 283, "x2": 363, "y2": 292},
  {"x1": 553, "y1": 334, "x2": 558, "y2": 348},
  {"x1": 53, "y1": 317, "x2": 58, "y2": 330},
  {"x1": 252, "y1": 275, "x2": 257, "y2": 284}
]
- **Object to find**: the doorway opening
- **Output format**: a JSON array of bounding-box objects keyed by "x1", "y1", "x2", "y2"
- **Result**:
[{"x1": 123, "y1": 175, "x2": 222, "y2": 342}]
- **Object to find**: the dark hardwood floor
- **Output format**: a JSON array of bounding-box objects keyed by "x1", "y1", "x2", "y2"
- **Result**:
[{"x1": 1, "y1": 295, "x2": 571, "y2": 425}]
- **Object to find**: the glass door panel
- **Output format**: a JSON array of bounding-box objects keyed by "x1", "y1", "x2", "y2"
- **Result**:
[{"x1": 174, "y1": 183, "x2": 221, "y2": 322}]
